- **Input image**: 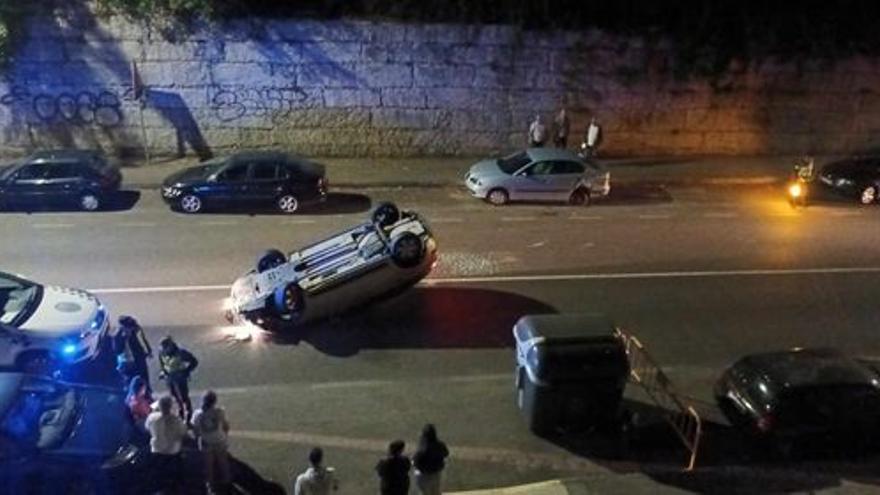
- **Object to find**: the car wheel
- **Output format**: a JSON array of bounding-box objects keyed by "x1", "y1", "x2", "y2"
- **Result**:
[
  {"x1": 277, "y1": 194, "x2": 299, "y2": 214},
  {"x1": 372, "y1": 202, "x2": 400, "y2": 227},
  {"x1": 390, "y1": 231, "x2": 425, "y2": 269},
  {"x1": 257, "y1": 249, "x2": 286, "y2": 273},
  {"x1": 859, "y1": 186, "x2": 877, "y2": 205},
  {"x1": 487, "y1": 188, "x2": 509, "y2": 206},
  {"x1": 179, "y1": 194, "x2": 202, "y2": 213},
  {"x1": 272, "y1": 282, "x2": 304, "y2": 319},
  {"x1": 568, "y1": 188, "x2": 591, "y2": 207},
  {"x1": 79, "y1": 192, "x2": 101, "y2": 211}
]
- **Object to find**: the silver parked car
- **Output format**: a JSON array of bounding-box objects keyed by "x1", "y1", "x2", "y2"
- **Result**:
[
  {"x1": 465, "y1": 148, "x2": 611, "y2": 206},
  {"x1": 226, "y1": 203, "x2": 437, "y2": 330}
]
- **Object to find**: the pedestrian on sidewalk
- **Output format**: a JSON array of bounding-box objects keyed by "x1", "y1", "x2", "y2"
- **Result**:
[
  {"x1": 584, "y1": 117, "x2": 603, "y2": 157},
  {"x1": 528, "y1": 114, "x2": 548, "y2": 148},
  {"x1": 553, "y1": 108, "x2": 570, "y2": 149},
  {"x1": 114, "y1": 315, "x2": 153, "y2": 393},
  {"x1": 158, "y1": 336, "x2": 199, "y2": 422},
  {"x1": 192, "y1": 390, "x2": 232, "y2": 495},
  {"x1": 145, "y1": 395, "x2": 189, "y2": 494},
  {"x1": 376, "y1": 439, "x2": 411, "y2": 495},
  {"x1": 293, "y1": 446, "x2": 339, "y2": 495},
  {"x1": 413, "y1": 424, "x2": 449, "y2": 495}
]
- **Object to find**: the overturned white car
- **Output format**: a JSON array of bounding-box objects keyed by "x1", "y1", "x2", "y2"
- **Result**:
[{"x1": 226, "y1": 203, "x2": 437, "y2": 329}]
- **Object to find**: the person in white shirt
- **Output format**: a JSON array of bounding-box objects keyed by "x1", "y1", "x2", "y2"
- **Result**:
[
  {"x1": 585, "y1": 117, "x2": 602, "y2": 157},
  {"x1": 293, "y1": 447, "x2": 339, "y2": 495},
  {"x1": 528, "y1": 114, "x2": 548, "y2": 148},
  {"x1": 145, "y1": 395, "x2": 189, "y2": 493},
  {"x1": 192, "y1": 390, "x2": 232, "y2": 495}
]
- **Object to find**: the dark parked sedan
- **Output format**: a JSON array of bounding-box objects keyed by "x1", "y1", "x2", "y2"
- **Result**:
[
  {"x1": 161, "y1": 151, "x2": 327, "y2": 214},
  {"x1": 0, "y1": 150, "x2": 121, "y2": 211},
  {"x1": 818, "y1": 158, "x2": 880, "y2": 204},
  {"x1": 715, "y1": 348, "x2": 880, "y2": 452}
]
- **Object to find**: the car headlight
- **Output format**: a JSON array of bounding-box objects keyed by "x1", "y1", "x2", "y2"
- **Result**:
[
  {"x1": 162, "y1": 186, "x2": 182, "y2": 198},
  {"x1": 836, "y1": 178, "x2": 854, "y2": 187}
]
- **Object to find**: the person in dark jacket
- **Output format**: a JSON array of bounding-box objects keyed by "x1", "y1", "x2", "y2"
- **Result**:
[
  {"x1": 114, "y1": 315, "x2": 153, "y2": 393},
  {"x1": 158, "y1": 336, "x2": 199, "y2": 422},
  {"x1": 413, "y1": 424, "x2": 449, "y2": 495},
  {"x1": 376, "y1": 440, "x2": 411, "y2": 495}
]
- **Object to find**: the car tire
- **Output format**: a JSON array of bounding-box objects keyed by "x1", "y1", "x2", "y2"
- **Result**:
[
  {"x1": 372, "y1": 202, "x2": 400, "y2": 228},
  {"x1": 390, "y1": 231, "x2": 425, "y2": 269},
  {"x1": 79, "y1": 192, "x2": 101, "y2": 211},
  {"x1": 568, "y1": 188, "x2": 591, "y2": 207},
  {"x1": 272, "y1": 282, "x2": 304, "y2": 319},
  {"x1": 179, "y1": 194, "x2": 202, "y2": 213},
  {"x1": 276, "y1": 194, "x2": 299, "y2": 214},
  {"x1": 257, "y1": 249, "x2": 286, "y2": 273},
  {"x1": 487, "y1": 188, "x2": 509, "y2": 206},
  {"x1": 859, "y1": 186, "x2": 877, "y2": 205}
]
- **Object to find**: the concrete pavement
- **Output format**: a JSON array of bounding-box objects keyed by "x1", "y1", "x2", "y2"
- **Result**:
[{"x1": 118, "y1": 154, "x2": 830, "y2": 190}]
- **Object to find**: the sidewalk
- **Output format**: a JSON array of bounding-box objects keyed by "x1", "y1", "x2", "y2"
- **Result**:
[{"x1": 120, "y1": 155, "x2": 820, "y2": 191}]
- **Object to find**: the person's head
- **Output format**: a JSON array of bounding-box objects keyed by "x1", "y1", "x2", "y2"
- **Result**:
[
  {"x1": 118, "y1": 315, "x2": 138, "y2": 330},
  {"x1": 534, "y1": 114, "x2": 542, "y2": 122},
  {"x1": 201, "y1": 390, "x2": 218, "y2": 410},
  {"x1": 559, "y1": 108, "x2": 566, "y2": 117},
  {"x1": 420, "y1": 423, "x2": 438, "y2": 445},
  {"x1": 160, "y1": 336, "x2": 178, "y2": 354},
  {"x1": 308, "y1": 447, "x2": 324, "y2": 467},
  {"x1": 127, "y1": 375, "x2": 145, "y2": 397},
  {"x1": 158, "y1": 395, "x2": 174, "y2": 415},
  {"x1": 388, "y1": 440, "x2": 405, "y2": 456}
]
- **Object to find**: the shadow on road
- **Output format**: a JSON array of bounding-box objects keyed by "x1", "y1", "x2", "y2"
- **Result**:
[
  {"x1": 0, "y1": 190, "x2": 141, "y2": 213},
  {"x1": 269, "y1": 287, "x2": 556, "y2": 356},
  {"x1": 167, "y1": 192, "x2": 372, "y2": 216},
  {"x1": 599, "y1": 183, "x2": 673, "y2": 206}
]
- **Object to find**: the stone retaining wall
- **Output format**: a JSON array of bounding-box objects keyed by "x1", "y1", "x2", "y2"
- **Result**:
[{"x1": 1, "y1": 8, "x2": 879, "y2": 158}]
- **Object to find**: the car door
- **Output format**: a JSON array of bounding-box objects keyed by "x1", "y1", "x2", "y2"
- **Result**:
[
  {"x1": 545, "y1": 160, "x2": 584, "y2": 201},
  {"x1": 246, "y1": 161, "x2": 283, "y2": 206},
  {"x1": 45, "y1": 162, "x2": 87, "y2": 206},
  {"x1": 512, "y1": 161, "x2": 555, "y2": 201},
  {"x1": 6, "y1": 163, "x2": 52, "y2": 208},
  {"x1": 211, "y1": 162, "x2": 250, "y2": 206}
]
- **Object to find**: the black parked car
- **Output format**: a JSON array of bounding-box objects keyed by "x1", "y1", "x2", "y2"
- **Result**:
[
  {"x1": 715, "y1": 348, "x2": 880, "y2": 453},
  {"x1": 161, "y1": 151, "x2": 327, "y2": 214},
  {"x1": 0, "y1": 150, "x2": 122, "y2": 211},
  {"x1": 818, "y1": 158, "x2": 880, "y2": 205},
  {"x1": 0, "y1": 372, "x2": 145, "y2": 493}
]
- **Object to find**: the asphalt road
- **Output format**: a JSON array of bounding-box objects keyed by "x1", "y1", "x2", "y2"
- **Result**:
[{"x1": 3, "y1": 182, "x2": 880, "y2": 493}]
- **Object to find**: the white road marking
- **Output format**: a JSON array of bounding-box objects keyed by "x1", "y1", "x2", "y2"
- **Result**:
[
  {"x1": 501, "y1": 216, "x2": 537, "y2": 222},
  {"x1": 199, "y1": 220, "x2": 239, "y2": 226},
  {"x1": 32, "y1": 223, "x2": 75, "y2": 229},
  {"x1": 87, "y1": 266, "x2": 880, "y2": 294},
  {"x1": 528, "y1": 241, "x2": 545, "y2": 248},
  {"x1": 430, "y1": 217, "x2": 464, "y2": 223},
  {"x1": 117, "y1": 221, "x2": 157, "y2": 227},
  {"x1": 638, "y1": 214, "x2": 671, "y2": 220},
  {"x1": 569, "y1": 215, "x2": 602, "y2": 220}
]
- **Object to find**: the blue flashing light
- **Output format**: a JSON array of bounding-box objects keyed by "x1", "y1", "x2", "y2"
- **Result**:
[{"x1": 61, "y1": 343, "x2": 77, "y2": 356}]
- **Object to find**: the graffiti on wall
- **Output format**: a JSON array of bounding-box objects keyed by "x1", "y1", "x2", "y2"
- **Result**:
[
  {"x1": 209, "y1": 86, "x2": 308, "y2": 123},
  {"x1": 0, "y1": 86, "x2": 130, "y2": 127}
]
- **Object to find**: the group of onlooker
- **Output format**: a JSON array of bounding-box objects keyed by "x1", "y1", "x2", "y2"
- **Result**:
[{"x1": 528, "y1": 108, "x2": 603, "y2": 156}]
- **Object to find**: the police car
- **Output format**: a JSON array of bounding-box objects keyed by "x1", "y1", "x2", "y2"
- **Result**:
[
  {"x1": 0, "y1": 271, "x2": 110, "y2": 371},
  {"x1": 226, "y1": 203, "x2": 437, "y2": 329}
]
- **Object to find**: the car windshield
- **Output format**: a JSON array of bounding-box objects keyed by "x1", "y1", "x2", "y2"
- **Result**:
[
  {"x1": 497, "y1": 152, "x2": 531, "y2": 174},
  {"x1": 0, "y1": 273, "x2": 40, "y2": 327},
  {"x1": 0, "y1": 376, "x2": 78, "y2": 457}
]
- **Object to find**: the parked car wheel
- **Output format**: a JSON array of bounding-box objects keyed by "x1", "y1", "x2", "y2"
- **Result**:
[
  {"x1": 568, "y1": 188, "x2": 591, "y2": 207},
  {"x1": 179, "y1": 194, "x2": 202, "y2": 213},
  {"x1": 277, "y1": 194, "x2": 299, "y2": 214},
  {"x1": 372, "y1": 202, "x2": 400, "y2": 227},
  {"x1": 860, "y1": 186, "x2": 877, "y2": 205},
  {"x1": 390, "y1": 232, "x2": 424, "y2": 269},
  {"x1": 79, "y1": 192, "x2": 101, "y2": 211},
  {"x1": 272, "y1": 282, "x2": 304, "y2": 319},
  {"x1": 257, "y1": 249, "x2": 286, "y2": 273},
  {"x1": 487, "y1": 188, "x2": 509, "y2": 206}
]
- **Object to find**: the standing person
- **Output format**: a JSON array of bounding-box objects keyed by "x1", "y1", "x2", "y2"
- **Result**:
[
  {"x1": 126, "y1": 375, "x2": 153, "y2": 429},
  {"x1": 584, "y1": 117, "x2": 603, "y2": 157},
  {"x1": 413, "y1": 424, "x2": 449, "y2": 495},
  {"x1": 158, "y1": 336, "x2": 199, "y2": 422},
  {"x1": 145, "y1": 395, "x2": 189, "y2": 494},
  {"x1": 114, "y1": 315, "x2": 153, "y2": 392},
  {"x1": 528, "y1": 114, "x2": 547, "y2": 148},
  {"x1": 553, "y1": 108, "x2": 570, "y2": 149},
  {"x1": 192, "y1": 390, "x2": 232, "y2": 495},
  {"x1": 293, "y1": 447, "x2": 339, "y2": 495},
  {"x1": 376, "y1": 440, "x2": 411, "y2": 495}
]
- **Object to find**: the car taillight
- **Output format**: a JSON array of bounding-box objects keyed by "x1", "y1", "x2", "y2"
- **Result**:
[{"x1": 756, "y1": 413, "x2": 774, "y2": 433}]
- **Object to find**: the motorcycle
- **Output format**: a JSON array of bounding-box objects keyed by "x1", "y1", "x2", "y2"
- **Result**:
[{"x1": 788, "y1": 156, "x2": 814, "y2": 208}]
